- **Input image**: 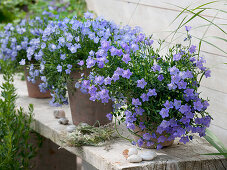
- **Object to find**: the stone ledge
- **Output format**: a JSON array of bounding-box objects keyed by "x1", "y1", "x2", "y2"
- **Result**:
[{"x1": 1, "y1": 74, "x2": 227, "y2": 170}]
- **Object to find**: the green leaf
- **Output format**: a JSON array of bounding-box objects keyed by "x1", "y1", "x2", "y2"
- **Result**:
[
  {"x1": 201, "y1": 152, "x2": 227, "y2": 156},
  {"x1": 169, "y1": 1, "x2": 227, "y2": 35},
  {"x1": 204, "y1": 129, "x2": 227, "y2": 158},
  {"x1": 211, "y1": 36, "x2": 227, "y2": 43}
]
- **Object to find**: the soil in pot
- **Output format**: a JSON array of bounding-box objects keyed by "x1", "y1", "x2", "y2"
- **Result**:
[
  {"x1": 67, "y1": 69, "x2": 113, "y2": 126},
  {"x1": 24, "y1": 68, "x2": 51, "y2": 98}
]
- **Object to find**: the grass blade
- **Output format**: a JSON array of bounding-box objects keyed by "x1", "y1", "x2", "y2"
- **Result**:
[
  {"x1": 204, "y1": 129, "x2": 227, "y2": 153},
  {"x1": 202, "y1": 153, "x2": 227, "y2": 156}
]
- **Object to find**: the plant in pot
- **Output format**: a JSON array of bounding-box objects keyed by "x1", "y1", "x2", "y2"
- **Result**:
[
  {"x1": 0, "y1": 11, "x2": 57, "y2": 98},
  {"x1": 79, "y1": 26, "x2": 212, "y2": 149},
  {"x1": 40, "y1": 12, "x2": 135, "y2": 125}
]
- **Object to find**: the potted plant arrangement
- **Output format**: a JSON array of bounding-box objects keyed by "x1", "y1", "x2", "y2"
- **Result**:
[
  {"x1": 78, "y1": 26, "x2": 212, "y2": 149},
  {"x1": 40, "y1": 12, "x2": 123, "y2": 125},
  {"x1": 0, "y1": 11, "x2": 57, "y2": 98},
  {"x1": 40, "y1": 12, "x2": 150, "y2": 126}
]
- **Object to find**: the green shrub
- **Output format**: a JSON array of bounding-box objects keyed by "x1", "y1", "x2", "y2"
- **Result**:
[{"x1": 0, "y1": 61, "x2": 39, "y2": 170}]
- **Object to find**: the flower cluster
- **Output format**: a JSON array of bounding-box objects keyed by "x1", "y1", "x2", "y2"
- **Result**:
[
  {"x1": 78, "y1": 26, "x2": 212, "y2": 149},
  {"x1": 0, "y1": 11, "x2": 212, "y2": 149},
  {"x1": 38, "y1": 12, "x2": 143, "y2": 106},
  {"x1": 0, "y1": 11, "x2": 57, "y2": 84}
]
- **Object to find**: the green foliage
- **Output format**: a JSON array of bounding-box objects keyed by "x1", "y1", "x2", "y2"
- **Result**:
[
  {"x1": 0, "y1": 0, "x2": 33, "y2": 23},
  {"x1": 203, "y1": 129, "x2": 227, "y2": 158},
  {"x1": 0, "y1": 61, "x2": 39, "y2": 169},
  {"x1": 169, "y1": 0, "x2": 227, "y2": 55},
  {"x1": 0, "y1": 0, "x2": 87, "y2": 24},
  {"x1": 27, "y1": 0, "x2": 87, "y2": 20}
]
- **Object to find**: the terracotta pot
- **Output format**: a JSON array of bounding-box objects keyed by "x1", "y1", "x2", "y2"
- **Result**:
[
  {"x1": 24, "y1": 68, "x2": 51, "y2": 98},
  {"x1": 133, "y1": 126, "x2": 174, "y2": 149},
  {"x1": 67, "y1": 70, "x2": 113, "y2": 126}
]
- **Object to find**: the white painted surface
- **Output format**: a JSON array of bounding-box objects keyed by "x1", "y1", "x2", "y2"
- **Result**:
[{"x1": 86, "y1": 0, "x2": 227, "y2": 146}]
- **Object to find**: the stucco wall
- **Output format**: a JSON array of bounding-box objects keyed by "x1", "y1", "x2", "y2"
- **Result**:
[{"x1": 86, "y1": 0, "x2": 227, "y2": 147}]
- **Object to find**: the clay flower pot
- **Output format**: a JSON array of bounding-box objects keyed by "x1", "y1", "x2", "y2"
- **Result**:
[
  {"x1": 133, "y1": 126, "x2": 174, "y2": 149},
  {"x1": 67, "y1": 70, "x2": 113, "y2": 126},
  {"x1": 24, "y1": 68, "x2": 51, "y2": 98}
]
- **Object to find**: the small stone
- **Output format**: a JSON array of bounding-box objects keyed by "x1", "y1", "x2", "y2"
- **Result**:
[
  {"x1": 58, "y1": 118, "x2": 69, "y2": 125},
  {"x1": 128, "y1": 148, "x2": 138, "y2": 156},
  {"x1": 140, "y1": 150, "x2": 157, "y2": 161},
  {"x1": 54, "y1": 109, "x2": 66, "y2": 119},
  {"x1": 122, "y1": 149, "x2": 129, "y2": 159},
  {"x1": 127, "y1": 154, "x2": 142, "y2": 163},
  {"x1": 67, "y1": 125, "x2": 76, "y2": 133}
]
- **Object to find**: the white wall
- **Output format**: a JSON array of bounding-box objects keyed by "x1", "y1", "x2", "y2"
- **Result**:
[{"x1": 86, "y1": 0, "x2": 227, "y2": 147}]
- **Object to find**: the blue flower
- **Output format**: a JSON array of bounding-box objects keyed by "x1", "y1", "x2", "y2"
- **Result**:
[
  {"x1": 19, "y1": 59, "x2": 26, "y2": 65},
  {"x1": 56, "y1": 65, "x2": 62, "y2": 72},
  {"x1": 122, "y1": 69, "x2": 132, "y2": 79},
  {"x1": 173, "y1": 53, "x2": 181, "y2": 61},
  {"x1": 58, "y1": 37, "x2": 65, "y2": 46},
  {"x1": 167, "y1": 83, "x2": 177, "y2": 90},
  {"x1": 84, "y1": 11, "x2": 94, "y2": 19},
  {"x1": 140, "y1": 93, "x2": 149, "y2": 102},
  {"x1": 163, "y1": 100, "x2": 174, "y2": 109},
  {"x1": 143, "y1": 133, "x2": 152, "y2": 140},
  {"x1": 137, "y1": 78, "x2": 147, "y2": 89},
  {"x1": 65, "y1": 69, "x2": 71, "y2": 74},
  {"x1": 179, "y1": 104, "x2": 190, "y2": 114},
  {"x1": 185, "y1": 26, "x2": 192, "y2": 32},
  {"x1": 205, "y1": 70, "x2": 211, "y2": 78},
  {"x1": 156, "y1": 144, "x2": 163, "y2": 150},
  {"x1": 139, "y1": 122, "x2": 146, "y2": 130},
  {"x1": 189, "y1": 45, "x2": 196, "y2": 54},
  {"x1": 173, "y1": 99, "x2": 181, "y2": 110},
  {"x1": 86, "y1": 57, "x2": 96, "y2": 68},
  {"x1": 159, "y1": 108, "x2": 169, "y2": 118},
  {"x1": 159, "y1": 120, "x2": 170, "y2": 128},
  {"x1": 135, "y1": 107, "x2": 144, "y2": 115},
  {"x1": 169, "y1": 66, "x2": 179, "y2": 75},
  {"x1": 137, "y1": 138, "x2": 144, "y2": 147},
  {"x1": 158, "y1": 74, "x2": 164, "y2": 81},
  {"x1": 177, "y1": 80, "x2": 187, "y2": 89},
  {"x1": 60, "y1": 54, "x2": 66, "y2": 60},
  {"x1": 78, "y1": 60, "x2": 84, "y2": 66},
  {"x1": 146, "y1": 141, "x2": 154, "y2": 147},
  {"x1": 40, "y1": 76, "x2": 47, "y2": 82},
  {"x1": 171, "y1": 75, "x2": 181, "y2": 84},
  {"x1": 122, "y1": 54, "x2": 131, "y2": 64},
  {"x1": 112, "y1": 73, "x2": 119, "y2": 82},
  {"x1": 126, "y1": 122, "x2": 135, "y2": 130},
  {"x1": 152, "y1": 64, "x2": 161, "y2": 72},
  {"x1": 132, "y1": 98, "x2": 141, "y2": 106},
  {"x1": 94, "y1": 76, "x2": 104, "y2": 85},
  {"x1": 179, "y1": 136, "x2": 189, "y2": 144},
  {"x1": 147, "y1": 89, "x2": 157, "y2": 96},
  {"x1": 101, "y1": 40, "x2": 111, "y2": 50},
  {"x1": 131, "y1": 141, "x2": 136, "y2": 145},
  {"x1": 193, "y1": 101, "x2": 203, "y2": 111},
  {"x1": 157, "y1": 136, "x2": 166, "y2": 143},
  {"x1": 67, "y1": 64, "x2": 72, "y2": 69},
  {"x1": 104, "y1": 76, "x2": 112, "y2": 85},
  {"x1": 106, "y1": 113, "x2": 113, "y2": 120}
]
